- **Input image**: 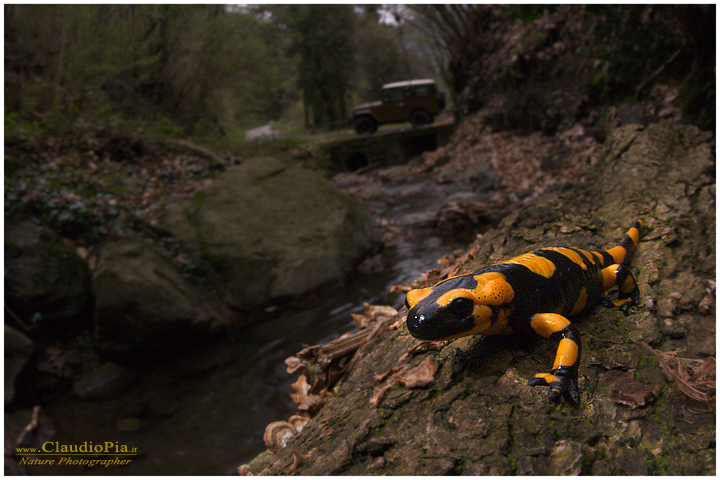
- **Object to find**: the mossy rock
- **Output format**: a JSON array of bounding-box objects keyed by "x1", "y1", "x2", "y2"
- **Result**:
[
  {"x1": 92, "y1": 235, "x2": 233, "y2": 362},
  {"x1": 5, "y1": 220, "x2": 92, "y2": 336},
  {"x1": 160, "y1": 157, "x2": 378, "y2": 310}
]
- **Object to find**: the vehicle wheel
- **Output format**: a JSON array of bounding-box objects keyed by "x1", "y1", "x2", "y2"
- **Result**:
[
  {"x1": 410, "y1": 109, "x2": 433, "y2": 129},
  {"x1": 354, "y1": 116, "x2": 378, "y2": 135}
]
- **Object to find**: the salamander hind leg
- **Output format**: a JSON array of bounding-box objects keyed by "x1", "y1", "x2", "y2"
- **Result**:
[
  {"x1": 528, "y1": 313, "x2": 581, "y2": 405},
  {"x1": 600, "y1": 264, "x2": 640, "y2": 315}
]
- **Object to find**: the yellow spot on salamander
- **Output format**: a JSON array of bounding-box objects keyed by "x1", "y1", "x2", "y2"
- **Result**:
[
  {"x1": 552, "y1": 338, "x2": 579, "y2": 370},
  {"x1": 406, "y1": 287, "x2": 432, "y2": 309},
  {"x1": 592, "y1": 251, "x2": 604, "y2": 265},
  {"x1": 606, "y1": 245, "x2": 627, "y2": 264},
  {"x1": 620, "y1": 275, "x2": 636, "y2": 295},
  {"x1": 534, "y1": 373, "x2": 561, "y2": 383},
  {"x1": 628, "y1": 226, "x2": 641, "y2": 244},
  {"x1": 570, "y1": 287, "x2": 588, "y2": 316},
  {"x1": 545, "y1": 247, "x2": 587, "y2": 270},
  {"x1": 601, "y1": 264, "x2": 619, "y2": 291},
  {"x1": 436, "y1": 289, "x2": 473, "y2": 308},
  {"x1": 502, "y1": 252, "x2": 556, "y2": 278},
  {"x1": 530, "y1": 313, "x2": 571, "y2": 338},
  {"x1": 580, "y1": 249, "x2": 595, "y2": 264},
  {"x1": 471, "y1": 272, "x2": 515, "y2": 305},
  {"x1": 612, "y1": 298, "x2": 632, "y2": 308}
]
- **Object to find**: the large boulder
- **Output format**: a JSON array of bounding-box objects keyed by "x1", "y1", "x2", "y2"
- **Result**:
[
  {"x1": 92, "y1": 235, "x2": 233, "y2": 362},
  {"x1": 160, "y1": 157, "x2": 378, "y2": 310},
  {"x1": 4, "y1": 220, "x2": 92, "y2": 336}
]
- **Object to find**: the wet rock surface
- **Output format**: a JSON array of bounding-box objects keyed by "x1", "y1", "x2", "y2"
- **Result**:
[
  {"x1": 247, "y1": 122, "x2": 715, "y2": 475},
  {"x1": 72, "y1": 362, "x2": 137, "y2": 401},
  {"x1": 92, "y1": 234, "x2": 234, "y2": 362}
]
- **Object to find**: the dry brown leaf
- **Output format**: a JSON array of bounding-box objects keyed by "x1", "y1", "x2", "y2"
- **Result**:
[
  {"x1": 370, "y1": 382, "x2": 396, "y2": 407},
  {"x1": 370, "y1": 355, "x2": 440, "y2": 407},
  {"x1": 290, "y1": 375, "x2": 311, "y2": 404},
  {"x1": 297, "y1": 391, "x2": 332, "y2": 416},
  {"x1": 389, "y1": 284, "x2": 411, "y2": 294},
  {"x1": 396, "y1": 356, "x2": 439, "y2": 388},
  {"x1": 633, "y1": 341, "x2": 715, "y2": 410},
  {"x1": 604, "y1": 370, "x2": 661, "y2": 408}
]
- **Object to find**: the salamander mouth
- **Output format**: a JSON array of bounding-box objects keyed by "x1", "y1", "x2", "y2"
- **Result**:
[{"x1": 406, "y1": 309, "x2": 476, "y2": 341}]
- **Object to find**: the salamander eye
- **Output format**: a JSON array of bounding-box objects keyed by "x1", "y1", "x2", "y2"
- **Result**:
[{"x1": 448, "y1": 296, "x2": 474, "y2": 319}]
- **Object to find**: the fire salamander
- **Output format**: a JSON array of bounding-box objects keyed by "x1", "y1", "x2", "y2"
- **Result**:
[{"x1": 405, "y1": 220, "x2": 643, "y2": 404}]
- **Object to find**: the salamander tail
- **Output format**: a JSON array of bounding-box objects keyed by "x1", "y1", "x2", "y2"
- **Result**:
[{"x1": 600, "y1": 219, "x2": 643, "y2": 267}]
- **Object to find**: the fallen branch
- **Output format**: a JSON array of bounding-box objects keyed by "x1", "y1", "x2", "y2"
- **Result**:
[
  {"x1": 633, "y1": 340, "x2": 715, "y2": 411},
  {"x1": 14, "y1": 405, "x2": 41, "y2": 450},
  {"x1": 159, "y1": 138, "x2": 230, "y2": 166},
  {"x1": 634, "y1": 48, "x2": 682, "y2": 102},
  {"x1": 4, "y1": 304, "x2": 31, "y2": 334}
]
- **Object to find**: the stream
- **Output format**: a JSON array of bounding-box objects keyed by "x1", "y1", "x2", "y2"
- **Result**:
[{"x1": 35, "y1": 176, "x2": 469, "y2": 476}]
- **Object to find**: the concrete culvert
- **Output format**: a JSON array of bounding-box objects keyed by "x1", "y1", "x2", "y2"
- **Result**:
[{"x1": 345, "y1": 152, "x2": 369, "y2": 171}]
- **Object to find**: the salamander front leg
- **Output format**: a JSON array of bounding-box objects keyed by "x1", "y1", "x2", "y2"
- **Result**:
[{"x1": 528, "y1": 313, "x2": 581, "y2": 405}]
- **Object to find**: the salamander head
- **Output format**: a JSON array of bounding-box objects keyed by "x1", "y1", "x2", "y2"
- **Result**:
[{"x1": 404, "y1": 272, "x2": 514, "y2": 341}]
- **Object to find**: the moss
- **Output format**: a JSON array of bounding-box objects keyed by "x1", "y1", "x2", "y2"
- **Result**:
[
  {"x1": 246, "y1": 450, "x2": 275, "y2": 474},
  {"x1": 190, "y1": 191, "x2": 206, "y2": 208}
]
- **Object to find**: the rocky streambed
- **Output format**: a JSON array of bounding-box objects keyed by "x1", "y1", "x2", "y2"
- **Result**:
[{"x1": 6, "y1": 151, "x2": 476, "y2": 475}]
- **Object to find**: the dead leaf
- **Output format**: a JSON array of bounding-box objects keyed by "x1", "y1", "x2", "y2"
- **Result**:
[
  {"x1": 297, "y1": 391, "x2": 332, "y2": 416},
  {"x1": 370, "y1": 383, "x2": 396, "y2": 407},
  {"x1": 633, "y1": 341, "x2": 715, "y2": 410},
  {"x1": 396, "y1": 356, "x2": 439, "y2": 388},
  {"x1": 290, "y1": 375, "x2": 311, "y2": 404},
  {"x1": 370, "y1": 355, "x2": 440, "y2": 407},
  {"x1": 285, "y1": 356, "x2": 305, "y2": 375}
]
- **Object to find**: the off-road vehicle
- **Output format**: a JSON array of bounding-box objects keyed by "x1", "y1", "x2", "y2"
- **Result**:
[{"x1": 350, "y1": 79, "x2": 445, "y2": 135}]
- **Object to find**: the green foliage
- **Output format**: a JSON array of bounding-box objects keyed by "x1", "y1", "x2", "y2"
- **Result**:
[
  {"x1": 5, "y1": 111, "x2": 43, "y2": 149},
  {"x1": 507, "y1": 5, "x2": 557, "y2": 22},
  {"x1": 275, "y1": 5, "x2": 357, "y2": 128},
  {"x1": 585, "y1": 6, "x2": 687, "y2": 105},
  {"x1": 353, "y1": 12, "x2": 413, "y2": 100},
  {"x1": 5, "y1": 5, "x2": 298, "y2": 136},
  {"x1": 4, "y1": 158, "x2": 137, "y2": 244},
  {"x1": 6, "y1": 4, "x2": 435, "y2": 137},
  {"x1": 409, "y1": 4, "x2": 714, "y2": 130}
]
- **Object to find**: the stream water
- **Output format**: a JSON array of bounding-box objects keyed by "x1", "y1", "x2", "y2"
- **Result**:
[{"x1": 37, "y1": 178, "x2": 468, "y2": 475}]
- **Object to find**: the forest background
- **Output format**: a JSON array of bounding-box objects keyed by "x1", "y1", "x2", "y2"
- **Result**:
[
  {"x1": 6, "y1": 4, "x2": 714, "y2": 148},
  {"x1": 6, "y1": 4, "x2": 713, "y2": 248},
  {"x1": 5, "y1": 5, "x2": 441, "y2": 142}
]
